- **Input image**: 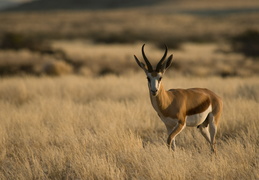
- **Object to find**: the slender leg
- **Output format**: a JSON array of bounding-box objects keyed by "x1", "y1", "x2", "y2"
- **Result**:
[
  {"x1": 207, "y1": 113, "x2": 217, "y2": 153},
  {"x1": 199, "y1": 125, "x2": 211, "y2": 143},
  {"x1": 166, "y1": 125, "x2": 176, "y2": 150},
  {"x1": 167, "y1": 122, "x2": 186, "y2": 150}
]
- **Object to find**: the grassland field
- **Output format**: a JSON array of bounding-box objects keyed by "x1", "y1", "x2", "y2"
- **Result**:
[
  {"x1": 0, "y1": 0, "x2": 259, "y2": 179},
  {"x1": 0, "y1": 74, "x2": 258, "y2": 179}
]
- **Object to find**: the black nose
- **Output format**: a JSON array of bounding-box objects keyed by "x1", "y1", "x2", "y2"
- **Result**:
[{"x1": 151, "y1": 90, "x2": 157, "y2": 94}]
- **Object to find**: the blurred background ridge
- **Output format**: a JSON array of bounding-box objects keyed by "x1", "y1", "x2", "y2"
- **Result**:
[
  {"x1": 2, "y1": 0, "x2": 164, "y2": 11},
  {"x1": 2, "y1": 0, "x2": 259, "y2": 15},
  {"x1": 0, "y1": 0, "x2": 259, "y2": 77}
]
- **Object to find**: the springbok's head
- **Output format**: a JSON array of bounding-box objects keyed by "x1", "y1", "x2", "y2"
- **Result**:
[{"x1": 134, "y1": 44, "x2": 173, "y2": 96}]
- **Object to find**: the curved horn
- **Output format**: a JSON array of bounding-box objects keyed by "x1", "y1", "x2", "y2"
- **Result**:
[
  {"x1": 142, "y1": 44, "x2": 153, "y2": 71},
  {"x1": 156, "y1": 44, "x2": 168, "y2": 71}
]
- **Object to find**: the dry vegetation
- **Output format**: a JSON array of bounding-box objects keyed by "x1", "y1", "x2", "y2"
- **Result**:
[
  {"x1": 0, "y1": 0, "x2": 259, "y2": 77},
  {"x1": 0, "y1": 0, "x2": 259, "y2": 179},
  {"x1": 0, "y1": 75, "x2": 258, "y2": 179}
]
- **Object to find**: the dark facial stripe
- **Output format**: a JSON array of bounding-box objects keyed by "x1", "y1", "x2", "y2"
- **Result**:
[{"x1": 151, "y1": 72, "x2": 158, "y2": 77}]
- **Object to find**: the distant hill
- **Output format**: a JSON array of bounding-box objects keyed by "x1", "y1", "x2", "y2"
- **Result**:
[
  {"x1": 0, "y1": 1, "x2": 18, "y2": 10},
  {"x1": 4, "y1": 0, "x2": 165, "y2": 11}
]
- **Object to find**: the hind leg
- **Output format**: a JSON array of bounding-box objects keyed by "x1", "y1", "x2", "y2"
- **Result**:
[
  {"x1": 199, "y1": 113, "x2": 217, "y2": 153},
  {"x1": 208, "y1": 113, "x2": 217, "y2": 153},
  {"x1": 199, "y1": 124, "x2": 211, "y2": 144},
  {"x1": 198, "y1": 113, "x2": 211, "y2": 144}
]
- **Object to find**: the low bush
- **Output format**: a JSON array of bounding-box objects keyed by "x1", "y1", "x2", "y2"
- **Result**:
[
  {"x1": 0, "y1": 32, "x2": 50, "y2": 52},
  {"x1": 231, "y1": 29, "x2": 259, "y2": 58}
]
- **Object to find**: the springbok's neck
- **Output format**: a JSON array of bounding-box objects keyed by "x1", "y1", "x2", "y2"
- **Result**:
[{"x1": 150, "y1": 83, "x2": 172, "y2": 114}]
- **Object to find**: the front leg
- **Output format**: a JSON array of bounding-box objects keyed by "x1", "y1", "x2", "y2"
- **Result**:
[
  {"x1": 166, "y1": 125, "x2": 176, "y2": 150},
  {"x1": 167, "y1": 120, "x2": 186, "y2": 150}
]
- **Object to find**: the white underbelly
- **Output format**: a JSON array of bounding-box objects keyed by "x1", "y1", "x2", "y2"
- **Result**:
[
  {"x1": 152, "y1": 96, "x2": 212, "y2": 128},
  {"x1": 186, "y1": 105, "x2": 212, "y2": 127}
]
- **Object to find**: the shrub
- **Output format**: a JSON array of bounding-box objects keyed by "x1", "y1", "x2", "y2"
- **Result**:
[
  {"x1": 0, "y1": 32, "x2": 50, "y2": 52},
  {"x1": 93, "y1": 32, "x2": 136, "y2": 44},
  {"x1": 231, "y1": 29, "x2": 259, "y2": 57},
  {"x1": 43, "y1": 60, "x2": 73, "y2": 76}
]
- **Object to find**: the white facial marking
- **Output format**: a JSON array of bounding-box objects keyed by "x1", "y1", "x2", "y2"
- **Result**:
[{"x1": 147, "y1": 72, "x2": 162, "y2": 96}]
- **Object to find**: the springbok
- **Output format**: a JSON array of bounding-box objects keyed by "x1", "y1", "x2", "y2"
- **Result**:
[{"x1": 134, "y1": 44, "x2": 223, "y2": 153}]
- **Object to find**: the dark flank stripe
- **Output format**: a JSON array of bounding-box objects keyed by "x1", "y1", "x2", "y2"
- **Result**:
[{"x1": 186, "y1": 98, "x2": 211, "y2": 116}]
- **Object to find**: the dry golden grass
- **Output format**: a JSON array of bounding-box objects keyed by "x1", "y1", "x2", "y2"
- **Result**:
[
  {"x1": 0, "y1": 2, "x2": 259, "y2": 178},
  {"x1": 1, "y1": 41, "x2": 258, "y2": 77},
  {"x1": 0, "y1": 74, "x2": 258, "y2": 179},
  {"x1": 51, "y1": 41, "x2": 259, "y2": 77}
]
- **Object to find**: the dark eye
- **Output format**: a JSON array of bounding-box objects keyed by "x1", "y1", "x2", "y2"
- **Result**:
[
  {"x1": 147, "y1": 77, "x2": 150, "y2": 82},
  {"x1": 158, "y1": 77, "x2": 162, "y2": 82}
]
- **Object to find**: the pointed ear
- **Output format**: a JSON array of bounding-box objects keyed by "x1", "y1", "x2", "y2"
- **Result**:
[
  {"x1": 134, "y1": 55, "x2": 147, "y2": 72},
  {"x1": 161, "y1": 54, "x2": 173, "y2": 72}
]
